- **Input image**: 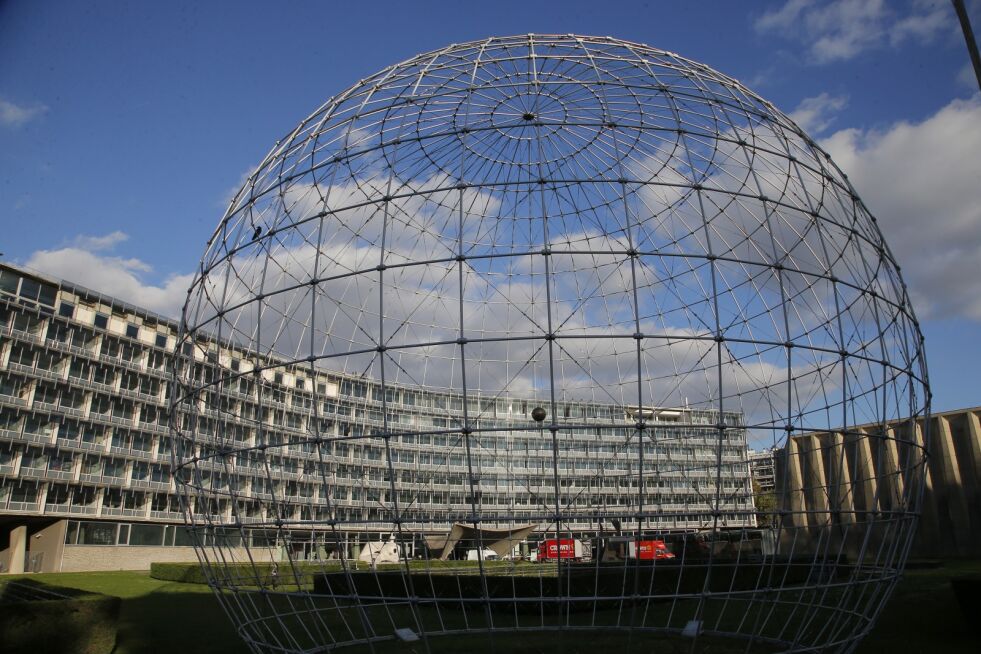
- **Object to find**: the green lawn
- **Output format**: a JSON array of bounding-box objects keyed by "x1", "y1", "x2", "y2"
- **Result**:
[
  {"x1": 7, "y1": 560, "x2": 978, "y2": 653},
  {"x1": 7, "y1": 571, "x2": 247, "y2": 654},
  {"x1": 857, "y1": 559, "x2": 980, "y2": 653}
]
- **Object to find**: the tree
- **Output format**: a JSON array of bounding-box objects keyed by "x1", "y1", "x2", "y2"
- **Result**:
[{"x1": 753, "y1": 479, "x2": 777, "y2": 528}]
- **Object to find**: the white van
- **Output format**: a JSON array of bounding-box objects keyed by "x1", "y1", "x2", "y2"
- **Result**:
[{"x1": 465, "y1": 548, "x2": 499, "y2": 561}]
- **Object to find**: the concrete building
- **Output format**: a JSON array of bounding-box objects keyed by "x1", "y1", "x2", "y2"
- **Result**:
[
  {"x1": 773, "y1": 406, "x2": 981, "y2": 559},
  {"x1": 0, "y1": 262, "x2": 754, "y2": 573},
  {"x1": 748, "y1": 448, "x2": 776, "y2": 493}
]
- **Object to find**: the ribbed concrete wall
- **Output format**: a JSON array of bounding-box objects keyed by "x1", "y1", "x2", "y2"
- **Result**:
[{"x1": 774, "y1": 406, "x2": 981, "y2": 560}]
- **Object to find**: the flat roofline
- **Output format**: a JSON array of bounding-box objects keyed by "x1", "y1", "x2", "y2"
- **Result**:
[{"x1": 1, "y1": 261, "x2": 182, "y2": 329}]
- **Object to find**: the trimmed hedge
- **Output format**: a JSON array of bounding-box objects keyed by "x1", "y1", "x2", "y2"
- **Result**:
[
  {"x1": 0, "y1": 580, "x2": 120, "y2": 654},
  {"x1": 151, "y1": 561, "x2": 345, "y2": 587},
  {"x1": 313, "y1": 559, "x2": 850, "y2": 611},
  {"x1": 150, "y1": 559, "x2": 537, "y2": 587}
]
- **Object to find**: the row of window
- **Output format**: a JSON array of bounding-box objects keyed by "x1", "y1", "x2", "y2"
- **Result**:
[
  {"x1": 65, "y1": 520, "x2": 193, "y2": 547},
  {"x1": 3, "y1": 276, "x2": 743, "y2": 433}
]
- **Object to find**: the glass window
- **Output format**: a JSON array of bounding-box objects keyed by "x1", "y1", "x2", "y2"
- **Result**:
[
  {"x1": 58, "y1": 302, "x2": 74, "y2": 318},
  {"x1": 212, "y1": 528, "x2": 243, "y2": 548},
  {"x1": 38, "y1": 284, "x2": 56, "y2": 307},
  {"x1": 78, "y1": 521, "x2": 118, "y2": 545},
  {"x1": 19, "y1": 278, "x2": 40, "y2": 302},
  {"x1": 173, "y1": 526, "x2": 194, "y2": 547},
  {"x1": 65, "y1": 520, "x2": 80, "y2": 545},
  {"x1": 126, "y1": 324, "x2": 139, "y2": 339},
  {"x1": 94, "y1": 313, "x2": 108, "y2": 329},
  {"x1": 155, "y1": 333, "x2": 167, "y2": 348},
  {"x1": 0, "y1": 269, "x2": 19, "y2": 294},
  {"x1": 129, "y1": 523, "x2": 165, "y2": 546}
]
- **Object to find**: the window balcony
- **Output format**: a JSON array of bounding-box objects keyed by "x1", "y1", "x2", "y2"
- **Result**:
[
  {"x1": 150, "y1": 510, "x2": 184, "y2": 521},
  {"x1": 6, "y1": 501, "x2": 41, "y2": 512},
  {"x1": 102, "y1": 506, "x2": 148, "y2": 518},
  {"x1": 18, "y1": 466, "x2": 47, "y2": 479}
]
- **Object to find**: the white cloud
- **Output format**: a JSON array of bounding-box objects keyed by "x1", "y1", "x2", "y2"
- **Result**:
[
  {"x1": 889, "y1": 0, "x2": 953, "y2": 45},
  {"x1": 0, "y1": 97, "x2": 48, "y2": 128},
  {"x1": 958, "y1": 62, "x2": 980, "y2": 89},
  {"x1": 70, "y1": 231, "x2": 129, "y2": 252},
  {"x1": 789, "y1": 92, "x2": 848, "y2": 134},
  {"x1": 755, "y1": 0, "x2": 814, "y2": 33},
  {"x1": 756, "y1": 0, "x2": 954, "y2": 64},
  {"x1": 23, "y1": 233, "x2": 191, "y2": 318},
  {"x1": 820, "y1": 95, "x2": 981, "y2": 320}
]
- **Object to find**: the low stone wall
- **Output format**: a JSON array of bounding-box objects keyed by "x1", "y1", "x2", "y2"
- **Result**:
[
  {"x1": 59, "y1": 545, "x2": 281, "y2": 572},
  {"x1": 60, "y1": 545, "x2": 201, "y2": 572}
]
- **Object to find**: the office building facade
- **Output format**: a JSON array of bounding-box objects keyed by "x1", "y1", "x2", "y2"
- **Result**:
[{"x1": 0, "y1": 262, "x2": 754, "y2": 572}]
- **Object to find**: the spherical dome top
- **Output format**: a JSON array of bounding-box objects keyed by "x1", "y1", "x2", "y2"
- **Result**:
[{"x1": 174, "y1": 35, "x2": 928, "y2": 654}]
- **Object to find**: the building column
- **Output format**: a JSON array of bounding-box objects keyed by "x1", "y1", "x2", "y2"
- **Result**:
[
  {"x1": 8, "y1": 525, "x2": 27, "y2": 574},
  {"x1": 778, "y1": 438, "x2": 809, "y2": 552},
  {"x1": 967, "y1": 411, "x2": 981, "y2": 498},
  {"x1": 849, "y1": 429, "x2": 879, "y2": 520},
  {"x1": 9, "y1": 445, "x2": 23, "y2": 476},
  {"x1": 934, "y1": 415, "x2": 971, "y2": 555},
  {"x1": 24, "y1": 379, "x2": 38, "y2": 407},
  {"x1": 827, "y1": 431, "x2": 854, "y2": 537},
  {"x1": 0, "y1": 336, "x2": 11, "y2": 366},
  {"x1": 909, "y1": 418, "x2": 940, "y2": 557},
  {"x1": 38, "y1": 482, "x2": 48, "y2": 513},
  {"x1": 804, "y1": 435, "x2": 830, "y2": 529},
  {"x1": 878, "y1": 427, "x2": 905, "y2": 511},
  {"x1": 149, "y1": 435, "x2": 161, "y2": 463}
]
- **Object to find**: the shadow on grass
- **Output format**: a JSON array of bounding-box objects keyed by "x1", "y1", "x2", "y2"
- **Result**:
[
  {"x1": 856, "y1": 560, "x2": 981, "y2": 654},
  {"x1": 0, "y1": 578, "x2": 120, "y2": 654},
  {"x1": 111, "y1": 588, "x2": 247, "y2": 654}
]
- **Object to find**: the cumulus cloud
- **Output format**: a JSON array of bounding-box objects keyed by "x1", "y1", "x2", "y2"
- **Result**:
[
  {"x1": 755, "y1": 0, "x2": 954, "y2": 64},
  {"x1": 69, "y1": 231, "x2": 129, "y2": 252},
  {"x1": 186, "y1": 154, "x2": 863, "y2": 432},
  {"x1": 24, "y1": 233, "x2": 191, "y2": 318},
  {"x1": 789, "y1": 92, "x2": 848, "y2": 134},
  {"x1": 820, "y1": 95, "x2": 981, "y2": 320},
  {"x1": 0, "y1": 97, "x2": 48, "y2": 128},
  {"x1": 958, "y1": 62, "x2": 980, "y2": 90}
]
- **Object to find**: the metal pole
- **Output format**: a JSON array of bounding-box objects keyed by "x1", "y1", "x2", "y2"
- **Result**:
[{"x1": 953, "y1": 0, "x2": 981, "y2": 91}]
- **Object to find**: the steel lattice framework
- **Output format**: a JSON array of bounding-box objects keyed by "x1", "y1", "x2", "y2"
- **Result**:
[{"x1": 172, "y1": 35, "x2": 930, "y2": 654}]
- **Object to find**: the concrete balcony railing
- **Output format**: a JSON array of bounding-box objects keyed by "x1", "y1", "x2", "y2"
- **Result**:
[{"x1": 5, "y1": 501, "x2": 41, "y2": 512}]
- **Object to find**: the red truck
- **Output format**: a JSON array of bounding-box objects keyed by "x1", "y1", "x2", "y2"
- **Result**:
[
  {"x1": 537, "y1": 538, "x2": 586, "y2": 563},
  {"x1": 628, "y1": 539, "x2": 675, "y2": 560}
]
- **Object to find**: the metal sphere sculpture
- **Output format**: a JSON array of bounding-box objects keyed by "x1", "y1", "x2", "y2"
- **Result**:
[{"x1": 172, "y1": 35, "x2": 929, "y2": 653}]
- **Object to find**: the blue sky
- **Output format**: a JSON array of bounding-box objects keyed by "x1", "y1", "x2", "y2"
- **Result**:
[{"x1": 1, "y1": 0, "x2": 979, "y2": 413}]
